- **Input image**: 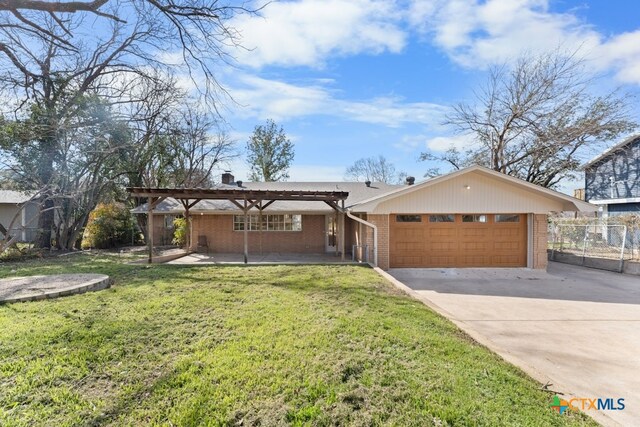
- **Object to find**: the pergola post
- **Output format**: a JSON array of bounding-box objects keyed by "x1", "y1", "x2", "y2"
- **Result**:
[
  {"x1": 340, "y1": 200, "x2": 345, "y2": 261},
  {"x1": 334, "y1": 209, "x2": 338, "y2": 257},
  {"x1": 184, "y1": 206, "x2": 190, "y2": 251},
  {"x1": 243, "y1": 200, "x2": 248, "y2": 264},
  {"x1": 180, "y1": 199, "x2": 200, "y2": 253},
  {"x1": 147, "y1": 197, "x2": 154, "y2": 264},
  {"x1": 258, "y1": 203, "x2": 263, "y2": 255}
]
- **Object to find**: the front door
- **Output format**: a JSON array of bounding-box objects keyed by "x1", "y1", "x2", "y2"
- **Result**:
[{"x1": 325, "y1": 215, "x2": 337, "y2": 252}]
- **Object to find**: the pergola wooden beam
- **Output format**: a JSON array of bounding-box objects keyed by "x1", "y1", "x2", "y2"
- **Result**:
[
  {"x1": 127, "y1": 187, "x2": 349, "y2": 202},
  {"x1": 261, "y1": 200, "x2": 276, "y2": 210}
]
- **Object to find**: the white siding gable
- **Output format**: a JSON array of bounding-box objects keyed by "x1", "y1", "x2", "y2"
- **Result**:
[{"x1": 369, "y1": 171, "x2": 575, "y2": 214}]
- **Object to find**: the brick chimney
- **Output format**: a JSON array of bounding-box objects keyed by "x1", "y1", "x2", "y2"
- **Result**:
[{"x1": 221, "y1": 171, "x2": 234, "y2": 184}]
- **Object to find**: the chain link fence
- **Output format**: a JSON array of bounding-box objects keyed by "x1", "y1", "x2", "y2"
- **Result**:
[{"x1": 549, "y1": 218, "x2": 640, "y2": 272}]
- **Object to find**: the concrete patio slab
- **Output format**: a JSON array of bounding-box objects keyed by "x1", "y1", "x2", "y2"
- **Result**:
[
  {"x1": 386, "y1": 262, "x2": 640, "y2": 427},
  {"x1": 0, "y1": 274, "x2": 112, "y2": 303},
  {"x1": 167, "y1": 252, "x2": 360, "y2": 265}
]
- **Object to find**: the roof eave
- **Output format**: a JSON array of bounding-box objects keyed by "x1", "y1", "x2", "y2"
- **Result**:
[{"x1": 581, "y1": 134, "x2": 640, "y2": 169}]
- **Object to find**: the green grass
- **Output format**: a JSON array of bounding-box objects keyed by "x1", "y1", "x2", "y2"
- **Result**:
[{"x1": 0, "y1": 254, "x2": 596, "y2": 426}]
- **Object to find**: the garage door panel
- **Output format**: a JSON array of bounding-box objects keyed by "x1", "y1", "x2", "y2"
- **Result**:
[
  {"x1": 431, "y1": 241, "x2": 458, "y2": 251},
  {"x1": 396, "y1": 241, "x2": 424, "y2": 251},
  {"x1": 493, "y1": 241, "x2": 521, "y2": 251},
  {"x1": 390, "y1": 213, "x2": 527, "y2": 268},
  {"x1": 460, "y1": 241, "x2": 489, "y2": 251},
  {"x1": 394, "y1": 228, "x2": 424, "y2": 240},
  {"x1": 459, "y1": 228, "x2": 489, "y2": 237},
  {"x1": 427, "y1": 256, "x2": 457, "y2": 266},
  {"x1": 429, "y1": 228, "x2": 457, "y2": 237}
]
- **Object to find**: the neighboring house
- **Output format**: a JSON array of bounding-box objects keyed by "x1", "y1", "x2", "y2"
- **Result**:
[
  {"x1": 0, "y1": 190, "x2": 39, "y2": 242},
  {"x1": 584, "y1": 134, "x2": 640, "y2": 217},
  {"x1": 133, "y1": 166, "x2": 594, "y2": 270}
]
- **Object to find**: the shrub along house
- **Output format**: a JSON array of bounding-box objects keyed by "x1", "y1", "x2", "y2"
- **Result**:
[{"x1": 130, "y1": 166, "x2": 595, "y2": 270}]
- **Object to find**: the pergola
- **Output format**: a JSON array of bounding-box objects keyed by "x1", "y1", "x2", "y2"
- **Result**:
[{"x1": 127, "y1": 187, "x2": 350, "y2": 264}]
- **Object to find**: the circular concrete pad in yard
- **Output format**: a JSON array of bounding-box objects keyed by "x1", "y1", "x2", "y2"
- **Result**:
[{"x1": 0, "y1": 274, "x2": 112, "y2": 303}]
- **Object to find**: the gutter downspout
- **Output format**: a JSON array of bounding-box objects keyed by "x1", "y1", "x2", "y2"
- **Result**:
[{"x1": 346, "y1": 210, "x2": 377, "y2": 267}]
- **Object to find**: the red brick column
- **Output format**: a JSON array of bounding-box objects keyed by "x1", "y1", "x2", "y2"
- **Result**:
[{"x1": 533, "y1": 214, "x2": 548, "y2": 269}]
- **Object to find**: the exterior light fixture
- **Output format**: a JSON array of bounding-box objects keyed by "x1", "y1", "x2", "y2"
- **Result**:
[{"x1": 464, "y1": 185, "x2": 471, "y2": 190}]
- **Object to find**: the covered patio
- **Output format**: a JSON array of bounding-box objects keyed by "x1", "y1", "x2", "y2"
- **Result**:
[{"x1": 127, "y1": 187, "x2": 351, "y2": 264}]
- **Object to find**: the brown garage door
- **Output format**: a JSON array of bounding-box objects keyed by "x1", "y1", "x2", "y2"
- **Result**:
[{"x1": 390, "y1": 214, "x2": 527, "y2": 268}]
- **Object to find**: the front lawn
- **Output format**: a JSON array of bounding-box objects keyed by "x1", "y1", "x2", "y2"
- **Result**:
[{"x1": 0, "y1": 254, "x2": 595, "y2": 426}]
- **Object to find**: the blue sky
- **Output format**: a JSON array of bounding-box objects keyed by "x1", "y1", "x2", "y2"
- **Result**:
[{"x1": 214, "y1": 0, "x2": 640, "y2": 190}]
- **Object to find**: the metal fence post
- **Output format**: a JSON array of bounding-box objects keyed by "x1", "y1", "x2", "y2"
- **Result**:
[
  {"x1": 581, "y1": 225, "x2": 589, "y2": 266},
  {"x1": 619, "y1": 225, "x2": 627, "y2": 273}
]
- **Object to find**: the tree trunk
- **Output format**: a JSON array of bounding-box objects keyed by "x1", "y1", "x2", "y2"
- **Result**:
[
  {"x1": 36, "y1": 197, "x2": 54, "y2": 249},
  {"x1": 35, "y1": 135, "x2": 56, "y2": 249}
]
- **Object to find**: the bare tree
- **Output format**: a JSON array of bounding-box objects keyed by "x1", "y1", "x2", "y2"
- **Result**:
[
  {"x1": 421, "y1": 51, "x2": 637, "y2": 187},
  {"x1": 0, "y1": 0, "x2": 256, "y2": 105},
  {"x1": 113, "y1": 74, "x2": 236, "y2": 241},
  {"x1": 116, "y1": 73, "x2": 236, "y2": 190},
  {"x1": 345, "y1": 155, "x2": 406, "y2": 184},
  {"x1": 168, "y1": 107, "x2": 236, "y2": 187},
  {"x1": 0, "y1": 0, "x2": 252, "y2": 247}
]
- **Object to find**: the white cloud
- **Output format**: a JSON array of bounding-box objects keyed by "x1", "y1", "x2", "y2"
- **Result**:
[
  {"x1": 231, "y1": 0, "x2": 406, "y2": 68},
  {"x1": 229, "y1": 75, "x2": 329, "y2": 121},
  {"x1": 409, "y1": 0, "x2": 600, "y2": 67},
  {"x1": 227, "y1": 74, "x2": 448, "y2": 128},
  {"x1": 221, "y1": 0, "x2": 640, "y2": 89},
  {"x1": 425, "y1": 134, "x2": 476, "y2": 152},
  {"x1": 594, "y1": 30, "x2": 640, "y2": 84},
  {"x1": 408, "y1": 0, "x2": 640, "y2": 84}
]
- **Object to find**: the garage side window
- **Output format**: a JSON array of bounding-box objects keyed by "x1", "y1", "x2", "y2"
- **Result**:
[
  {"x1": 495, "y1": 214, "x2": 520, "y2": 222},
  {"x1": 462, "y1": 214, "x2": 487, "y2": 223},
  {"x1": 396, "y1": 215, "x2": 422, "y2": 222},
  {"x1": 429, "y1": 214, "x2": 455, "y2": 222}
]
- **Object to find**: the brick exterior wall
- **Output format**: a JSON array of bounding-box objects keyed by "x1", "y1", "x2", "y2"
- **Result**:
[
  {"x1": 349, "y1": 215, "x2": 368, "y2": 262},
  {"x1": 151, "y1": 214, "x2": 175, "y2": 246},
  {"x1": 364, "y1": 214, "x2": 390, "y2": 270},
  {"x1": 532, "y1": 213, "x2": 548, "y2": 269},
  {"x1": 188, "y1": 214, "x2": 326, "y2": 254}
]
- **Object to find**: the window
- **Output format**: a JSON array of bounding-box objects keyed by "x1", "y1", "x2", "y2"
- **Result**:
[
  {"x1": 164, "y1": 215, "x2": 176, "y2": 229},
  {"x1": 429, "y1": 214, "x2": 455, "y2": 222},
  {"x1": 462, "y1": 214, "x2": 487, "y2": 223},
  {"x1": 495, "y1": 214, "x2": 520, "y2": 223},
  {"x1": 233, "y1": 214, "x2": 302, "y2": 231},
  {"x1": 396, "y1": 215, "x2": 422, "y2": 222}
]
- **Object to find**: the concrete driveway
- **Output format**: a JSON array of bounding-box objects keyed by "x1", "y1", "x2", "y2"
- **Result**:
[{"x1": 388, "y1": 262, "x2": 640, "y2": 427}]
